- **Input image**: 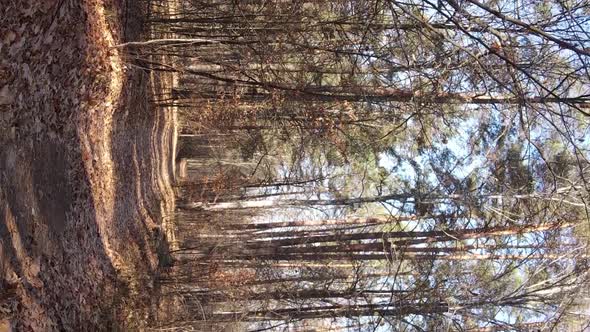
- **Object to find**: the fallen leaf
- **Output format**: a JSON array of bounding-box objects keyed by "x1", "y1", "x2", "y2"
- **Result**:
[
  {"x1": 0, "y1": 320, "x2": 13, "y2": 332},
  {"x1": 0, "y1": 85, "x2": 13, "y2": 106},
  {"x1": 22, "y1": 64, "x2": 32, "y2": 84},
  {"x1": 4, "y1": 270, "x2": 19, "y2": 286},
  {"x1": 44, "y1": 33, "x2": 54, "y2": 45},
  {"x1": 29, "y1": 256, "x2": 41, "y2": 277},
  {"x1": 3, "y1": 31, "x2": 16, "y2": 45}
]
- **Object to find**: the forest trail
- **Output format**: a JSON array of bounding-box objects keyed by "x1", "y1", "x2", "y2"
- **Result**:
[
  {"x1": 1, "y1": 0, "x2": 589, "y2": 330},
  {"x1": 0, "y1": 0, "x2": 176, "y2": 330}
]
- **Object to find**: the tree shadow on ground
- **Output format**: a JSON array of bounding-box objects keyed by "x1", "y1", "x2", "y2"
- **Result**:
[{"x1": 0, "y1": 134, "x2": 120, "y2": 330}]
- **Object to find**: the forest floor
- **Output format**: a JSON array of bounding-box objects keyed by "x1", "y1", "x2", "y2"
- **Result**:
[{"x1": 0, "y1": 0, "x2": 176, "y2": 330}]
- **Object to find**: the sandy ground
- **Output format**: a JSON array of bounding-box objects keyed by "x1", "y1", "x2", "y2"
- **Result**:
[{"x1": 0, "y1": 0, "x2": 176, "y2": 330}]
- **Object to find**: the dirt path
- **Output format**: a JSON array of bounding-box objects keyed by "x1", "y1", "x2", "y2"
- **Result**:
[{"x1": 0, "y1": 0, "x2": 175, "y2": 330}]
